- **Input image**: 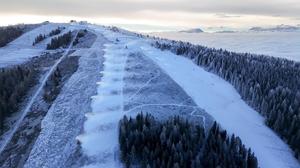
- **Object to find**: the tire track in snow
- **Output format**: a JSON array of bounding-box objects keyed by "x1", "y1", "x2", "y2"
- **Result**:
[
  {"x1": 125, "y1": 103, "x2": 199, "y2": 113},
  {"x1": 125, "y1": 69, "x2": 161, "y2": 102},
  {"x1": 125, "y1": 102, "x2": 207, "y2": 130}
]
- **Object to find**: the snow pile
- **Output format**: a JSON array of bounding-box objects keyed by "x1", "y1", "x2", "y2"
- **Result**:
[{"x1": 78, "y1": 27, "x2": 130, "y2": 168}]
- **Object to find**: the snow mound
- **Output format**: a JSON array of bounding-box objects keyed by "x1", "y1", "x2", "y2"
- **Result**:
[{"x1": 78, "y1": 28, "x2": 130, "y2": 167}]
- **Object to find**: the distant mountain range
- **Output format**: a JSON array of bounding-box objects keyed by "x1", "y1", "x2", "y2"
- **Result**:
[
  {"x1": 179, "y1": 28, "x2": 203, "y2": 33},
  {"x1": 215, "y1": 30, "x2": 237, "y2": 33},
  {"x1": 176, "y1": 25, "x2": 300, "y2": 34},
  {"x1": 249, "y1": 25, "x2": 300, "y2": 32}
]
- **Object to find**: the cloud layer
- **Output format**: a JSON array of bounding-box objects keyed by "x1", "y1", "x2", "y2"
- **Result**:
[
  {"x1": 1, "y1": 0, "x2": 299, "y2": 17},
  {"x1": 0, "y1": 0, "x2": 299, "y2": 28}
]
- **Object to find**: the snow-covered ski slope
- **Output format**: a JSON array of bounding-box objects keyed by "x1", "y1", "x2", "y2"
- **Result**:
[
  {"x1": 1, "y1": 23, "x2": 299, "y2": 168},
  {"x1": 0, "y1": 23, "x2": 72, "y2": 68},
  {"x1": 77, "y1": 25, "x2": 299, "y2": 168}
]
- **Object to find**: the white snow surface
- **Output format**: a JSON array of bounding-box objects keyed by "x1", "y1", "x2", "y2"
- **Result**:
[
  {"x1": 0, "y1": 23, "x2": 72, "y2": 68},
  {"x1": 151, "y1": 31, "x2": 300, "y2": 62}
]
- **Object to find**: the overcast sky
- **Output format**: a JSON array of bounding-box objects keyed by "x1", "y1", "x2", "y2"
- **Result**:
[{"x1": 0, "y1": 0, "x2": 299, "y2": 31}]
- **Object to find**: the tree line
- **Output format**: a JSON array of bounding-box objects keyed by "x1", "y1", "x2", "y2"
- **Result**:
[
  {"x1": 0, "y1": 26, "x2": 23, "y2": 47},
  {"x1": 154, "y1": 40, "x2": 300, "y2": 160},
  {"x1": 0, "y1": 54, "x2": 79, "y2": 134},
  {"x1": 49, "y1": 27, "x2": 64, "y2": 36},
  {"x1": 72, "y1": 29, "x2": 87, "y2": 46},
  {"x1": 32, "y1": 34, "x2": 46, "y2": 46},
  {"x1": 0, "y1": 65, "x2": 38, "y2": 132},
  {"x1": 119, "y1": 113, "x2": 258, "y2": 168},
  {"x1": 46, "y1": 31, "x2": 72, "y2": 50},
  {"x1": 33, "y1": 27, "x2": 65, "y2": 46},
  {"x1": 43, "y1": 56, "x2": 79, "y2": 102}
]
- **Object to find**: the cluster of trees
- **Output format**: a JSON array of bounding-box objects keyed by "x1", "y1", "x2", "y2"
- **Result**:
[
  {"x1": 0, "y1": 26, "x2": 23, "y2": 47},
  {"x1": 0, "y1": 66, "x2": 37, "y2": 132},
  {"x1": 72, "y1": 29, "x2": 87, "y2": 46},
  {"x1": 33, "y1": 27, "x2": 65, "y2": 46},
  {"x1": 43, "y1": 68, "x2": 62, "y2": 102},
  {"x1": 43, "y1": 56, "x2": 79, "y2": 102},
  {"x1": 119, "y1": 113, "x2": 258, "y2": 168},
  {"x1": 48, "y1": 27, "x2": 63, "y2": 36},
  {"x1": 32, "y1": 34, "x2": 46, "y2": 46},
  {"x1": 154, "y1": 40, "x2": 300, "y2": 160},
  {"x1": 46, "y1": 31, "x2": 72, "y2": 50}
]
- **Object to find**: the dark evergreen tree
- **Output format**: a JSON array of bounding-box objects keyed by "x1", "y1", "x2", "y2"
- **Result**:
[
  {"x1": 32, "y1": 34, "x2": 46, "y2": 46},
  {"x1": 48, "y1": 27, "x2": 64, "y2": 36},
  {"x1": 0, "y1": 65, "x2": 38, "y2": 132},
  {"x1": 43, "y1": 56, "x2": 79, "y2": 102},
  {"x1": 0, "y1": 26, "x2": 23, "y2": 47},
  {"x1": 33, "y1": 27, "x2": 65, "y2": 46},
  {"x1": 72, "y1": 29, "x2": 87, "y2": 46},
  {"x1": 119, "y1": 113, "x2": 258, "y2": 168},
  {"x1": 46, "y1": 31, "x2": 72, "y2": 50}
]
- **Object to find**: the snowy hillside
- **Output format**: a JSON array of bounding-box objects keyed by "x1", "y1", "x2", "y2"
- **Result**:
[
  {"x1": 0, "y1": 22, "x2": 299, "y2": 168},
  {"x1": 0, "y1": 23, "x2": 72, "y2": 68}
]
